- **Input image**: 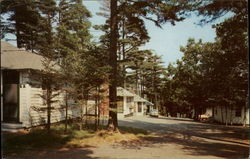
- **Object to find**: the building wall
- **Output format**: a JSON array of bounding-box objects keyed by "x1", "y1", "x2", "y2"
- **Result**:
[
  {"x1": 205, "y1": 107, "x2": 213, "y2": 116},
  {"x1": 135, "y1": 102, "x2": 144, "y2": 116},
  {"x1": 118, "y1": 96, "x2": 136, "y2": 117},
  {"x1": 213, "y1": 106, "x2": 249, "y2": 125},
  {"x1": 18, "y1": 71, "x2": 81, "y2": 128},
  {"x1": 123, "y1": 96, "x2": 129, "y2": 115}
]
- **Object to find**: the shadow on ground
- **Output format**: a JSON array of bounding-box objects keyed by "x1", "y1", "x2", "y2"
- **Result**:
[
  {"x1": 117, "y1": 117, "x2": 250, "y2": 159},
  {"x1": 4, "y1": 146, "x2": 100, "y2": 159}
]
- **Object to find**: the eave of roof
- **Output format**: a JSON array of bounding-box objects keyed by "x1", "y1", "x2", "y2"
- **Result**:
[
  {"x1": 117, "y1": 87, "x2": 135, "y2": 97},
  {"x1": 1, "y1": 41, "x2": 58, "y2": 70},
  {"x1": 134, "y1": 94, "x2": 148, "y2": 102}
]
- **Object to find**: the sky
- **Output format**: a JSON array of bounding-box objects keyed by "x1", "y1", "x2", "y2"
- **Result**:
[
  {"x1": 4, "y1": 1, "x2": 230, "y2": 66},
  {"x1": 84, "y1": 1, "x2": 230, "y2": 66}
]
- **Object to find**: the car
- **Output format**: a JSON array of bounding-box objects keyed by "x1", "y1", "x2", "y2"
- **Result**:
[
  {"x1": 200, "y1": 114, "x2": 209, "y2": 120},
  {"x1": 150, "y1": 109, "x2": 159, "y2": 117}
]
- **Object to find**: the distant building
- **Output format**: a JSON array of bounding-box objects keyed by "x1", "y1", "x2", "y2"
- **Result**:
[
  {"x1": 116, "y1": 87, "x2": 152, "y2": 118},
  {"x1": 191, "y1": 105, "x2": 249, "y2": 125},
  {"x1": 213, "y1": 106, "x2": 249, "y2": 125}
]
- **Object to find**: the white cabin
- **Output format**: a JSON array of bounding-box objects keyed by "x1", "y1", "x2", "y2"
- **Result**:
[
  {"x1": 1, "y1": 41, "x2": 80, "y2": 129},
  {"x1": 116, "y1": 87, "x2": 150, "y2": 118},
  {"x1": 213, "y1": 106, "x2": 249, "y2": 125}
]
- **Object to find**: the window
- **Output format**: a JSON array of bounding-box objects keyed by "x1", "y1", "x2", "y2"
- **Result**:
[
  {"x1": 127, "y1": 97, "x2": 133, "y2": 103},
  {"x1": 235, "y1": 107, "x2": 241, "y2": 117}
]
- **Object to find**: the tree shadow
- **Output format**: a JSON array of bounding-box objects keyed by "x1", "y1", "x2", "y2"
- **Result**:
[
  {"x1": 4, "y1": 146, "x2": 100, "y2": 159},
  {"x1": 117, "y1": 117, "x2": 250, "y2": 159}
]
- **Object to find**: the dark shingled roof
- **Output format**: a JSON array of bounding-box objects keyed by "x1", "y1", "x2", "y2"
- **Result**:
[{"x1": 1, "y1": 41, "x2": 44, "y2": 70}]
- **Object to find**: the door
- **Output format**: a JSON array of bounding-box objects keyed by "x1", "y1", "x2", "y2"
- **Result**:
[
  {"x1": 3, "y1": 70, "x2": 19, "y2": 122},
  {"x1": 138, "y1": 102, "x2": 142, "y2": 113}
]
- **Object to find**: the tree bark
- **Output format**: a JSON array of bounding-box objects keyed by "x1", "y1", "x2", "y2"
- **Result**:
[
  {"x1": 97, "y1": 86, "x2": 100, "y2": 127},
  {"x1": 84, "y1": 92, "x2": 89, "y2": 127},
  {"x1": 225, "y1": 106, "x2": 228, "y2": 126},
  {"x1": 95, "y1": 87, "x2": 98, "y2": 131},
  {"x1": 122, "y1": 18, "x2": 126, "y2": 89},
  {"x1": 47, "y1": 83, "x2": 52, "y2": 133},
  {"x1": 221, "y1": 106, "x2": 224, "y2": 124},
  {"x1": 230, "y1": 105, "x2": 233, "y2": 125},
  {"x1": 243, "y1": 105, "x2": 247, "y2": 127},
  {"x1": 108, "y1": 0, "x2": 118, "y2": 131},
  {"x1": 64, "y1": 90, "x2": 68, "y2": 133}
]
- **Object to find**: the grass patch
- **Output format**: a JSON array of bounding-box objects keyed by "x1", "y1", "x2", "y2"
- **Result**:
[
  {"x1": 3, "y1": 123, "x2": 149, "y2": 155},
  {"x1": 2, "y1": 123, "x2": 94, "y2": 155},
  {"x1": 3, "y1": 129, "x2": 67, "y2": 154}
]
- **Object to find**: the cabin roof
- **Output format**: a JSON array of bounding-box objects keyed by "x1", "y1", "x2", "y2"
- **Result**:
[
  {"x1": 117, "y1": 87, "x2": 135, "y2": 97},
  {"x1": 145, "y1": 101, "x2": 154, "y2": 106},
  {"x1": 1, "y1": 41, "x2": 44, "y2": 70},
  {"x1": 134, "y1": 94, "x2": 148, "y2": 102}
]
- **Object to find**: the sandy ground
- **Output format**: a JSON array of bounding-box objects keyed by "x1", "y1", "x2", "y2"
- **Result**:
[{"x1": 5, "y1": 116, "x2": 250, "y2": 159}]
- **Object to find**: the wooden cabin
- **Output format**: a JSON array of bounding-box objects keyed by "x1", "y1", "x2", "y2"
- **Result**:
[
  {"x1": 1, "y1": 41, "x2": 81, "y2": 130},
  {"x1": 213, "y1": 106, "x2": 249, "y2": 125}
]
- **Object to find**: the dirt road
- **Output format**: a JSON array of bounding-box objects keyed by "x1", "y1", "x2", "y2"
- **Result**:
[
  {"x1": 90, "y1": 116, "x2": 249, "y2": 159},
  {"x1": 6, "y1": 116, "x2": 250, "y2": 159}
]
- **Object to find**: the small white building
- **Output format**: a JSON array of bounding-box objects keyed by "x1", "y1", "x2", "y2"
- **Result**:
[
  {"x1": 1, "y1": 41, "x2": 80, "y2": 130},
  {"x1": 134, "y1": 94, "x2": 148, "y2": 116},
  {"x1": 191, "y1": 105, "x2": 249, "y2": 125},
  {"x1": 116, "y1": 87, "x2": 151, "y2": 118},
  {"x1": 117, "y1": 87, "x2": 135, "y2": 118},
  {"x1": 213, "y1": 106, "x2": 249, "y2": 125}
]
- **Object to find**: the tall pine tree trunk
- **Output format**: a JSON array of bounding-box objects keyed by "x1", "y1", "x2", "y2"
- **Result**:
[
  {"x1": 84, "y1": 92, "x2": 89, "y2": 127},
  {"x1": 15, "y1": 10, "x2": 21, "y2": 48},
  {"x1": 136, "y1": 68, "x2": 139, "y2": 95},
  {"x1": 221, "y1": 106, "x2": 224, "y2": 124},
  {"x1": 79, "y1": 89, "x2": 85, "y2": 130},
  {"x1": 95, "y1": 87, "x2": 98, "y2": 131},
  {"x1": 46, "y1": 84, "x2": 52, "y2": 133},
  {"x1": 97, "y1": 86, "x2": 101, "y2": 127},
  {"x1": 230, "y1": 105, "x2": 233, "y2": 125},
  {"x1": 243, "y1": 106, "x2": 247, "y2": 127},
  {"x1": 64, "y1": 90, "x2": 68, "y2": 133},
  {"x1": 108, "y1": 0, "x2": 118, "y2": 131},
  {"x1": 122, "y1": 18, "x2": 126, "y2": 89},
  {"x1": 225, "y1": 106, "x2": 228, "y2": 126}
]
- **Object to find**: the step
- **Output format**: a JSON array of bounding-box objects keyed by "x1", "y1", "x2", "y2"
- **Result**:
[
  {"x1": 2, "y1": 122, "x2": 23, "y2": 129},
  {"x1": 2, "y1": 128, "x2": 20, "y2": 133}
]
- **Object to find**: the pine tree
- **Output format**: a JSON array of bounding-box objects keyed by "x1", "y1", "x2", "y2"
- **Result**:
[
  {"x1": 36, "y1": 0, "x2": 59, "y2": 133},
  {"x1": 99, "y1": 0, "x2": 193, "y2": 130},
  {"x1": 1, "y1": 0, "x2": 42, "y2": 51},
  {"x1": 56, "y1": 0, "x2": 109, "y2": 130}
]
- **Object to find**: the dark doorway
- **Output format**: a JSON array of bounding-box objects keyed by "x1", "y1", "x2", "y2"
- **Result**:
[
  {"x1": 138, "y1": 102, "x2": 142, "y2": 112},
  {"x1": 3, "y1": 70, "x2": 20, "y2": 123}
]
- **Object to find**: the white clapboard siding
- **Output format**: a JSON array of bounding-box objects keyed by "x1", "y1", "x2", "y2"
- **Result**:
[
  {"x1": 22, "y1": 87, "x2": 81, "y2": 127},
  {"x1": 214, "y1": 106, "x2": 249, "y2": 125},
  {"x1": 19, "y1": 85, "x2": 29, "y2": 123}
]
